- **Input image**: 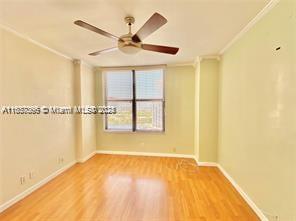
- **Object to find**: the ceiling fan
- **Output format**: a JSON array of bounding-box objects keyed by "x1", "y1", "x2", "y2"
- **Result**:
[{"x1": 74, "y1": 13, "x2": 179, "y2": 56}]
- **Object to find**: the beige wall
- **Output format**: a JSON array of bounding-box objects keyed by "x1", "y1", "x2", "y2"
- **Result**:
[
  {"x1": 194, "y1": 61, "x2": 200, "y2": 161},
  {"x1": 218, "y1": 0, "x2": 296, "y2": 220},
  {"x1": 80, "y1": 63, "x2": 97, "y2": 160},
  {"x1": 0, "y1": 28, "x2": 77, "y2": 205},
  {"x1": 198, "y1": 59, "x2": 219, "y2": 162},
  {"x1": 0, "y1": 25, "x2": 4, "y2": 205},
  {"x1": 96, "y1": 66, "x2": 195, "y2": 155},
  {"x1": 73, "y1": 61, "x2": 97, "y2": 162}
]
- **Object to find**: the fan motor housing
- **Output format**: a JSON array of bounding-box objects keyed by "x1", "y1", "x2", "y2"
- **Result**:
[{"x1": 118, "y1": 33, "x2": 142, "y2": 54}]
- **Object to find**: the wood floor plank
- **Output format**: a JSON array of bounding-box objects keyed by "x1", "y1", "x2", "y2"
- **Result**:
[{"x1": 0, "y1": 154, "x2": 259, "y2": 221}]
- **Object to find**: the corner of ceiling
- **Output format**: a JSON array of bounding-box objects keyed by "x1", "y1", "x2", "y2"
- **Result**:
[{"x1": 219, "y1": 0, "x2": 280, "y2": 55}]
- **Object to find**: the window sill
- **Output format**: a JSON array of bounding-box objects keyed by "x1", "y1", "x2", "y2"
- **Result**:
[{"x1": 103, "y1": 129, "x2": 165, "y2": 134}]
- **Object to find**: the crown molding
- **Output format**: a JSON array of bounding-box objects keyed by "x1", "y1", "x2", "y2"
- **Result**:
[
  {"x1": 167, "y1": 61, "x2": 195, "y2": 67},
  {"x1": 73, "y1": 59, "x2": 81, "y2": 65},
  {"x1": 73, "y1": 59, "x2": 95, "y2": 69},
  {"x1": 97, "y1": 64, "x2": 167, "y2": 71},
  {"x1": 200, "y1": 55, "x2": 221, "y2": 62},
  {"x1": 193, "y1": 56, "x2": 201, "y2": 68},
  {"x1": 0, "y1": 23, "x2": 94, "y2": 68},
  {"x1": 0, "y1": 23, "x2": 74, "y2": 61},
  {"x1": 97, "y1": 62, "x2": 195, "y2": 69},
  {"x1": 219, "y1": 0, "x2": 280, "y2": 54},
  {"x1": 0, "y1": 22, "x2": 93, "y2": 69},
  {"x1": 81, "y1": 60, "x2": 95, "y2": 69}
]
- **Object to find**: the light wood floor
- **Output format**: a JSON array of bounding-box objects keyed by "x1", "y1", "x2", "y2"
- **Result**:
[{"x1": 0, "y1": 154, "x2": 259, "y2": 221}]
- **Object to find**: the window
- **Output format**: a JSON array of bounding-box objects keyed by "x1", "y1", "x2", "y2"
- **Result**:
[{"x1": 104, "y1": 68, "x2": 165, "y2": 132}]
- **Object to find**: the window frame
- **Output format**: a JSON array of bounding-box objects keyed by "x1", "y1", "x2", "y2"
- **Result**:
[{"x1": 102, "y1": 66, "x2": 166, "y2": 133}]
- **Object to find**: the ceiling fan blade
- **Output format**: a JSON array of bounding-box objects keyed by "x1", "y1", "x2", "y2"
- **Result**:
[
  {"x1": 89, "y1": 47, "x2": 118, "y2": 56},
  {"x1": 132, "y1": 13, "x2": 167, "y2": 43},
  {"x1": 74, "y1": 20, "x2": 120, "y2": 41},
  {"x1": 142, "y1": 44, "x2": 179, "y2": 55}
]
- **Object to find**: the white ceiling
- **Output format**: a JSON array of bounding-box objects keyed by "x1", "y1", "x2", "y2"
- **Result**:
[{"x1": 0, "y1": 0, "x2": 270, "y2": 67}]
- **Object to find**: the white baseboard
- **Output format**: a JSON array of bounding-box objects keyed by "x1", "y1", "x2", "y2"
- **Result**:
[
  {"x1": 192, "y1": 158, "x2": 267, "y2": 220},
  {"x1": 0, "y1": 161, "x2": 76, "y2": 213},
  {"x1": 198, "y1": 162, "x2": 218, "y2": 167},
  {"x1": 217, "y1": 164, "x2": 268, "y2": 221},
  {"x1": 96, "y1": 150, "x2": 195, "y2": 159},
  {"x1": 78, "y1": 151, "x2": 96, "y2": 163}
]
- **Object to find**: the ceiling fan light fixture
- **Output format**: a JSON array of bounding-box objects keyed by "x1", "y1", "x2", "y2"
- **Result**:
[
  {"x1": 118, "y1": 33, "x2": 142, "y2": 54},
  {"x1": 74, "y1": 13, "x2": 179, "y2": 56},
  {"x1": 119, "y1": 45, "x2": 141, "y2": 54}
]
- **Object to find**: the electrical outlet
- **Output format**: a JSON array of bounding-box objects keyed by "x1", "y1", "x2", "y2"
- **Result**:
[
  {"x1": 20, "y1": 176, "x2": 26, "y2": 185},
  {"x1": 267, "y1": 215, "x2": 279, "y2": 221},
  {"x1": 265, "y1": 213, "x2": 279, "y2": 221},
  {"x1": 58, "y1": 157, "x2": 64, "y2": 164},
  {"x1": 172, "y1": 147, "x2": 176, "y2": 153},
  {"x1": 29, "y1": 171, "x2": 35, "y2": 179}
]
